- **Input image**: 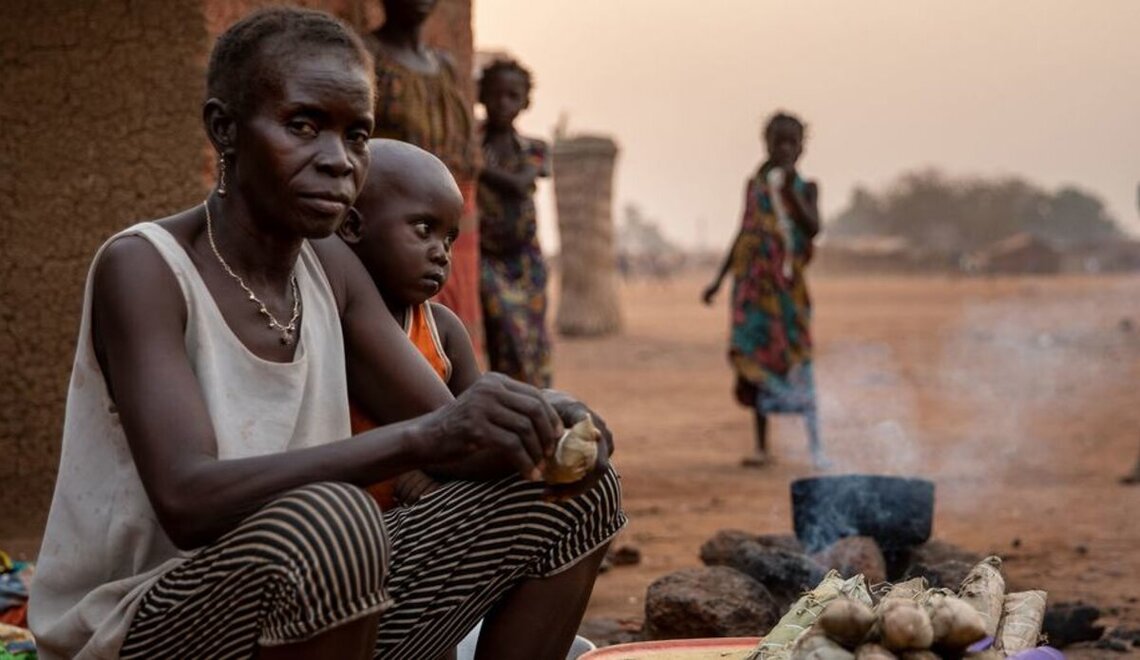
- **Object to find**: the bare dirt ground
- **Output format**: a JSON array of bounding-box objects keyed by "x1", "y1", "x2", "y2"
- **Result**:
[{"x1": 560, "y1": 273, "x2": 1139, "y2": 651}]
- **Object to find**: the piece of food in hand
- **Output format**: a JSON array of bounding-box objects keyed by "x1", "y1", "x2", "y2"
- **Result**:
[
  {"x1": 879, "y1": 600, "x2": 934, "y2": 652},
  {"x1": 818, "y1": 599, "x2": 876, "y2": 649},
  {"x1": 854, "y1": 644, "x2": 897, "y2": 660},
  {"x1": 542, "y1": 414, "x2": 600, "y2": 484},
  {"x1": 957, "y1": 556, "x2": 1005, "y2": 638},
  {"x1": 791, "y1": 631, "x2": 856, "y2": 660},
  {"x1": 924, "y1": 591, "x2": 987, "y2": 650}
]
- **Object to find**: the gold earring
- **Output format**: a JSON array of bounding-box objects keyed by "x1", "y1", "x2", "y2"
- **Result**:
[{"x1": 217, "y1": 155, "x2": 228, "y2": 197}]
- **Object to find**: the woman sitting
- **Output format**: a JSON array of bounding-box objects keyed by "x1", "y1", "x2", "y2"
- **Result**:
[{"x1": 28, "y1": 8, "x2": 623, "y2": 660}]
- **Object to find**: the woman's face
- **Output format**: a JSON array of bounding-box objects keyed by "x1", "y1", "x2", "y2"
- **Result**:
[{"x1": 234, "y1": 48, "x2": 375, "y2": 240}]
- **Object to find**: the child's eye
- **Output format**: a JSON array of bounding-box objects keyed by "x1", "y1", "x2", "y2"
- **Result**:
[
  {"x1": 347, "y1": 129, "x2": 369, "y2": 146},
  {"x1": 414, "y1": 222, "x2": 430, "y2": 238}
]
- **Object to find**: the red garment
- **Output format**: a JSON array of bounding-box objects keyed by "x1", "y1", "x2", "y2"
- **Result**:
[{"x1": 435, "y1": 177, "x2": 483, "y2": 360}]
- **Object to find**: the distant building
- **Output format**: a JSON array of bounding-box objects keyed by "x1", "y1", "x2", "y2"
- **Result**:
[{"x1": 967, "y1": 233, "x2": 1061, "y2": 274}]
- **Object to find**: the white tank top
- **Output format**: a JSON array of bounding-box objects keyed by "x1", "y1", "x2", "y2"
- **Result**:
[{"x1": 29, "y1": 222, "x2": 351, "y2": 659}]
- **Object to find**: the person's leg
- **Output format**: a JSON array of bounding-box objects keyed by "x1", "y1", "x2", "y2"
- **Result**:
[
  {"x1": 741, "y1": 410, "x2": 769, "y2": 467},
  {"x1": 474, "y1": 542, "x2": 610, "y2": 660},
  {"x1": 1121, "y1": 444, "x2": 1140, "y2": 484},
  {"x1": 122, "y1": 482, "x2": 390, "y2": 660},
  {"x1": 736, "y1": 377, "x2": 768, "y2": 467},
  {"x1": 374, "y1": 468, "x2": 625, "y2": 660},
  {"x1": 259, "y1": 613, "x2": 379, "y2": 660},
  {"x1": 805, "y1": 406, "x2": 830, "y2": 469}
]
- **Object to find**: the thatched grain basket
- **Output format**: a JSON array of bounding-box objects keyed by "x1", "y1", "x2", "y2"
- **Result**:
[{"x1": 552, "y1": 135, "x2": 623, "y2": 337}]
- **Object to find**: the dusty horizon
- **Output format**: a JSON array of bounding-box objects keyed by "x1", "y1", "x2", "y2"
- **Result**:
[{"x1": 475, "y1": 0, "x2": 1140, "y2": 253}]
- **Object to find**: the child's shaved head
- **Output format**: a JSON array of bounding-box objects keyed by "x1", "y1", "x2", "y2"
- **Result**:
[
  {"x1": 340, "y1": 139, "x2": 464, "y2": 312},
  {"x1": 355, "y1": 139, "x2": 463, "y2": 215}
]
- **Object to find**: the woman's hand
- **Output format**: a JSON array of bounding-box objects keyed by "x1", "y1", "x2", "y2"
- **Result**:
[
  {"x1": 424, "y1": 373, "x2": 564, "y2": 481},
  {"x1": 539, "y1": 389, "x2": 617, "y2": 500}
]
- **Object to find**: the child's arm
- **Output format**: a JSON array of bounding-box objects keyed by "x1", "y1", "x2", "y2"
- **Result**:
[
  {"x1": 785, "y1": 178, "x2": 821, "y2": 239},
  {"x1": 480, "y1": 162, "x2": 540, "y2": 197},
  {"x1": 703, "y1": 176, "x2": 757, "y2": 304},
  {"x1": 430, "y1": 302, "x2": 482, "y2": 396},
  {"x1": 702, "y1": 229, "x2": 741, "y2": 305},
  {"x1": 479, "y1": 138, "x2": 548, "y2": 197}
]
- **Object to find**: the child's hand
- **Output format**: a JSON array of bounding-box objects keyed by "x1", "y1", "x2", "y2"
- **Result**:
[
  {"x1": 701, "y1": 282, "x2": 720, "y2": 305},
  {"x1": 394, "y1": 470, "x2": 443, "y2": 505},
  {"x1": 781, "y1": 163, "x2": 799, "y2": 185}
]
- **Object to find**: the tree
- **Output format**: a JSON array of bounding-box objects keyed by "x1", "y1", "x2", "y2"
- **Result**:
[{"x1": 830, "y1": 170, "x2": 1122, "y2": 253}]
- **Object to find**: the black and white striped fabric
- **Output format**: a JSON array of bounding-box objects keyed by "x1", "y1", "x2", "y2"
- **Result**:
[{"x1": 120, "y1": 468, "x2": 624, "y2": 659}]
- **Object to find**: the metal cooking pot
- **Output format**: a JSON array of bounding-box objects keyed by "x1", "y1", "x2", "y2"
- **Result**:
[{"x1": 791, "y1": 475, "x2": 935, "y2": 553}]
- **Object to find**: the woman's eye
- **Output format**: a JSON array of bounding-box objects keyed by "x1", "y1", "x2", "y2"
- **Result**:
[{"x1": 289, "y1": 121, "x2": 318, "y2": 137}]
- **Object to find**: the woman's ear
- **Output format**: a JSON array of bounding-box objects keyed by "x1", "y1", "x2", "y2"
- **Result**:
[
  {"x1": 203, "y1": 98, "x2": 237, "y2": 157},
  {"x1": 337, "y1": 207, "x2": 364, "y2": 244}
]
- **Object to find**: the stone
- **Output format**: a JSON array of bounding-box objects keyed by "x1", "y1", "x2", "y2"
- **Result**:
[
  {"x1": 811, "y1": 536, "x2": 888, "y2": 585},
  {"x1": 610, "y1": 545, "x2": 642, "y2": 567},
  {"x1": 908, "y1": 539, "x2": 983, "y2": 566},
  {"x1": 578, "y1": 617, "x2": 644, "y2": 647},
  {"x1": 1041, "y1": 602, "x2": 1105, "y2": 648},
  {"x1": 903, "y1": 559, "x2": 974, "y2": 590},
  {"x1": 721, "y1": 540, "x2": 828, "y2": 612},
  {"x1": 643, "y1": 566, "x2": 780, "y2": 640},
  {"x1": 700, "y1": 529, "x2": 757, "y2": 566}
]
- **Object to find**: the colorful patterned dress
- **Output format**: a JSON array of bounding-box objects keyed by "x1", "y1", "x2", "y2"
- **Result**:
[
  {"x1": 478, "y1": 131, "x2": 552, "y2": 387},
  {"x1": 366, "y1": 39, "x2": 484, "y2": 353},
  {"x1": 729, "y1": 164, "x2": 816, "y2": 414}
]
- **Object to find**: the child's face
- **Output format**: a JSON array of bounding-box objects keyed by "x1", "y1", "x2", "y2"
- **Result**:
[
  {"x1": 481, "y1": 70, "x2": 528, "y2": 130},
  {"x1": 351, "y1": 187, "x2": 461, "y2": 308},
  {"x1": 765, "y1": 121, "x2": 804, "y2": 168}
]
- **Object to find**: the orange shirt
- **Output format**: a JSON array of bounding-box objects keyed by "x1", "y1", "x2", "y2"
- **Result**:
[{"x1": 350, "y1": 302, "x2": 452, "y2": 510}]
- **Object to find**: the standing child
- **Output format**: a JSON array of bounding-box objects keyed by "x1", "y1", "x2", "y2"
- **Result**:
[
  {"x1": 339, "y1": 139, "x2": 481, "y2": 509},
  {"x1": 477, "y1": 58, "x2": 553, "y2": 387},
  {"x1": 702, "y1": 112, "x2": 826, "y2": 468}
]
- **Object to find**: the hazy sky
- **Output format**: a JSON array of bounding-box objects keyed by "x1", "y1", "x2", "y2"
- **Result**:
[{"x1": 474, "y1": 0, "x2": 1140, "y2": 251}]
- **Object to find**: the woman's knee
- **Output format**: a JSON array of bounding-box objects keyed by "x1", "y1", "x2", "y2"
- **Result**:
[{"x1": 251, "y1": 482, "x2": 389, "y2": 586}]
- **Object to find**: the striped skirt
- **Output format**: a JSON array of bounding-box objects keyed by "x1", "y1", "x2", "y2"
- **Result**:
[{"x1": 120, "y1": 468, "x2": 624, "y2": 659}]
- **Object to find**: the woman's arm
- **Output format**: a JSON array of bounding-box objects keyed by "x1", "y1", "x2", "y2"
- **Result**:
[
  {"x1": 95, "y1": 237, "x2": 561, "y2": 550},
  {"x1": 91, "y1": 237, "x2": 451, "y2": 549}
]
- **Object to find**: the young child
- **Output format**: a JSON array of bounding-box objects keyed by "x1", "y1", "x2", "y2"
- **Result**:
[
  {"x1": 477, "y1": 58, "x2": 553, "y2": 387},
  {"x1": 702, "y1": 112, "x2": 826, "y2": 469},
  {"x1": 339, "y1": 138, "x2": 481, "y2": 508}
]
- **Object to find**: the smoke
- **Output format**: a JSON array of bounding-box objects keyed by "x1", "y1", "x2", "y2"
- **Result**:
[{"x1": 813, "y1": 279, "x2": 1137, "y2": 519}]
